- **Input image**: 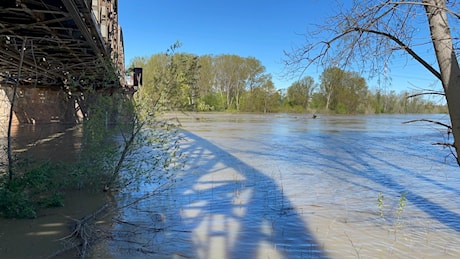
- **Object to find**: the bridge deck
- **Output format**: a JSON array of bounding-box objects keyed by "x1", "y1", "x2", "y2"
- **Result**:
[{"x1": 0, "y1": 0, "x2": 124, "y2": 91}]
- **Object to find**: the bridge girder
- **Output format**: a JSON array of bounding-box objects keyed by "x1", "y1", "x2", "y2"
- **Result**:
[{"x1": 0, "y1": 0, "x2": 125, "y2": 91}]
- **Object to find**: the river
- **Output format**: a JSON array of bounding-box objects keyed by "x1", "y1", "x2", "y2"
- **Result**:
[
  {"x1": 0, "y1": 124, "x2": 109, "y2": 258},
  {"x1": 100, "y1": 113, "x2": 460, "y2": 258}
]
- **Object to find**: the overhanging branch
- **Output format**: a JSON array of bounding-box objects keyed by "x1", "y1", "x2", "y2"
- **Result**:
[
  {"x1": 403, "y1": 118, "x2": 452, "y2": 130},
  {"x1": 387, "y1": 1, "x2": 460, "y2": 19},
  {"x1": 407, "y1": 91, "x2": 445, "y2": 98},
  {"x1": 350, "y1": 27, "x2": 442, "y2": 80}
]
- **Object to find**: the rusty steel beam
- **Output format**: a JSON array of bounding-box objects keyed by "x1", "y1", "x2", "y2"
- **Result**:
[
  {"x1": 0, "y1": 0, "x2": 124, "y2": 90},
  {"x1": 61, "y1": 0, "x2": 107, "y2": 58}
]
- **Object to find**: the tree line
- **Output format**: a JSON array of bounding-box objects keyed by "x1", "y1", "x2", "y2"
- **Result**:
[{"x1": 129, "y1": 52, "x2": 446, "y2": 114}]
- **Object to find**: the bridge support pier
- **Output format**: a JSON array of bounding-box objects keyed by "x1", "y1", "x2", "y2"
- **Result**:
[{"x1": 0, "y1": 86, "x2": 84, "y2": 125}]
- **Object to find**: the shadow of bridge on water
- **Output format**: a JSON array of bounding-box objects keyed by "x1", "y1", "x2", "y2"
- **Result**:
[{"x1": 110, "y1": 129, "x2": 325, "y2": 258}]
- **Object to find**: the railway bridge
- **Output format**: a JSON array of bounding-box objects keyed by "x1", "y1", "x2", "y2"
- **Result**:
[{"x1": 0, "y1": 0, "x2": 133, "y2": 124}]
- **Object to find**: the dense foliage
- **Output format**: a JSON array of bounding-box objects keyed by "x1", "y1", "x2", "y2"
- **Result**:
[
  {"x1": 0, "y1": 162, "x2": 68, "y2": 218},
  {"x1": 130, "y1": 53, "x2": 446, "y2": 114}
]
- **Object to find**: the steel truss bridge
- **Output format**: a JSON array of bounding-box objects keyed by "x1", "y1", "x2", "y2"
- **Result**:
[{"x1": 0, "y1": 0, "x2": 130, "y2": 124}]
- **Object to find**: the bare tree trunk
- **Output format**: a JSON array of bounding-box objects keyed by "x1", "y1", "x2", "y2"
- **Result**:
[
  {"x1": 325, "y1": 91, "x2": 332, "y2": 111},
  {"x1": 235, "y1": 87, "x2": 240, "y2": 111},
  {"x1": 424, "y1": 0, "x2": 460, "y2": 164},
  {"x1": 7, "y1": 39, "x2": 26, "y2": 183},
  {"x1": 226, "y1": 82, "x2": 231, "y2": 109}
]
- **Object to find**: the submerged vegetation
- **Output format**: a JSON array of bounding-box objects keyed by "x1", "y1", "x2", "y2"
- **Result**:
[{"x1": 0, "y1": 161, "x2": 67, "y2": 219}]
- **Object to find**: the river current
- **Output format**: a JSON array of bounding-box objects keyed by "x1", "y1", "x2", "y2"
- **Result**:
[{"x1": 104, "y1": 113, "x2": 460, "y2": 258}]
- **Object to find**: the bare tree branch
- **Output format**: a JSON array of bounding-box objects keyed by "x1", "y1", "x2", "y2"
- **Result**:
[
  {"x1": 403, "y1": 118, "x2": 452, "y2": 130},
  {"x1": 350, "y1": 27, "x2": 442, "y2": 80},
  {"x1": 432, "y1": 142, "x2": 455, "y2": 147},
  {"x1": 284, "y1": 0, "x2": 460, "y2": 165},
  {"x1": 406, "y1": 91, "x2": 445, "y2": 98},
  {"x1": 388, "y1": 1, "x2": 460, "y2": 19}
]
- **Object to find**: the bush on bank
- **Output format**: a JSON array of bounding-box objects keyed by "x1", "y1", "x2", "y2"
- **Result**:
[{"x1": 0, "y1": 162, "x2": 67, "y2": 219}]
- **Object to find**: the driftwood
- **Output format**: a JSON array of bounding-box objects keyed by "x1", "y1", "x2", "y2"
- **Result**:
[
  {"x1": 47, "y1": 203, "x2": 110, "y2": 259},
  {"x1": 46, "y1": 183, "x2": 174, "y2": 258}
]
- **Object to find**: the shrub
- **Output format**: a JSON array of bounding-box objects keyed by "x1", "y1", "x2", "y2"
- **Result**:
[{"x1": 0, "y1": 162, "x2": 67, "y2": 219}]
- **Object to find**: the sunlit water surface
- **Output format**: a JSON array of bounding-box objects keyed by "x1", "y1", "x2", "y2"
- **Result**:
[{"x1": 107, "y1": 113, "x2": 460, "y2": 258}]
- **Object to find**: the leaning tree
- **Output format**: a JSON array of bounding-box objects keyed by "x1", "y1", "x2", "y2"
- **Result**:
[{"x1": 285, "y1": 0, "x2": 460, "y2": 165}]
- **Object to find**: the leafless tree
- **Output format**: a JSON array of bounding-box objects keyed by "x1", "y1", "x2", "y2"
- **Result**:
[{"x1": 284, "y1": 0, "x2": 460, "y2": 165}]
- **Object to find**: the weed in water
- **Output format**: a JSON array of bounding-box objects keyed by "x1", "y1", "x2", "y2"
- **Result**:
[
  {"x1": 375, "y1": 191, "x2": 409, "y2": 245},
  {"x1": 396, "y1": 192, "x2": 407, "y2": 220},
  {"x1": 395, "y1": 192, "x2": 408, "y2": 230},
  {"x1": 0, "y1": 186, "x2": 36, "y2": 218},
  {"x1": 377, "y1": 192, "x2": 385, "y2": 218},
  {"x1": 0, "y1": 161, "x2": 68, "y2": 218}
]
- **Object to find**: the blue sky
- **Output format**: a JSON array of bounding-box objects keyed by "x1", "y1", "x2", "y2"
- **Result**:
[{"x1": 118, "y1": 0, "x2": 443, "y2": 96}]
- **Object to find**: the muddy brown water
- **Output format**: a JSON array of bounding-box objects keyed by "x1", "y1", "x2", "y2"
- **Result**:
[
  {"x1": 0, "y1": 124, "x2": 110, "y2": 258},
  {"x1": 106, "y1": 112, "x2": 460, "y2": 258},
  {"x1": 0, "y1": 190, "x2": 108, "y2": 258},
  {"x1": 2, "y1": 113, "x2": 460, "y2": 258}
]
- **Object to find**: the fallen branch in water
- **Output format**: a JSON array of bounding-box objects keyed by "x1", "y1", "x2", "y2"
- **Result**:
[
  {"x1": 47, "y1": 183, "x2": 172, "y2": 258},
  {"x1": 47, "y1": 203, "x2": 110, "y2": 258}
]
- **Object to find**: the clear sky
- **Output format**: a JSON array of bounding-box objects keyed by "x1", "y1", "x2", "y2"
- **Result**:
[{"x1": 118, "y1": 0, "x2": 443, "y2": 97}]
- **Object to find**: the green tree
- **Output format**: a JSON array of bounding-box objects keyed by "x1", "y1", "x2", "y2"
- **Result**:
[
  {"x1": 213, "y1": 55, "x2": 240, "y2": 110},
  {"x1": 309, "y1": 92, "x2": 327, "y2": 111},
  {"x1": 340, "y1": 71, "x2": 368, "y2": 114},
  {"x1": 212, "y1": 55, "x2": 270, "y2": 111},
  {"x1": 172, "y1": 53, "x2": 200, "y2": 110},
  {"x1": 241, "y1": 81, "x2": 279, "y2": 113},
  {"x1": 243, "y1": 57, "x2": 267, "y2": 91},
  {"x1": 319, "y1": 67, "x2": 368, "y2": 113},
  {"x1": 287, "y1": 76, "x2": 316, "y2": 111},
  {"x1": 320, "y1": 67, "x2": 344, "y2": 111},
  {"x1": 261, "y1": 79, "x2": 281, "y2": 113},
  {"x1": 130, "y1": 50, "x2": 200, "y2": 112},
  {"x1": 196, "y1": 55, "x2": 215, "y2": 111},
  {"x1": 370, "y1": 88, "x2": 387, "y2": 114}
]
